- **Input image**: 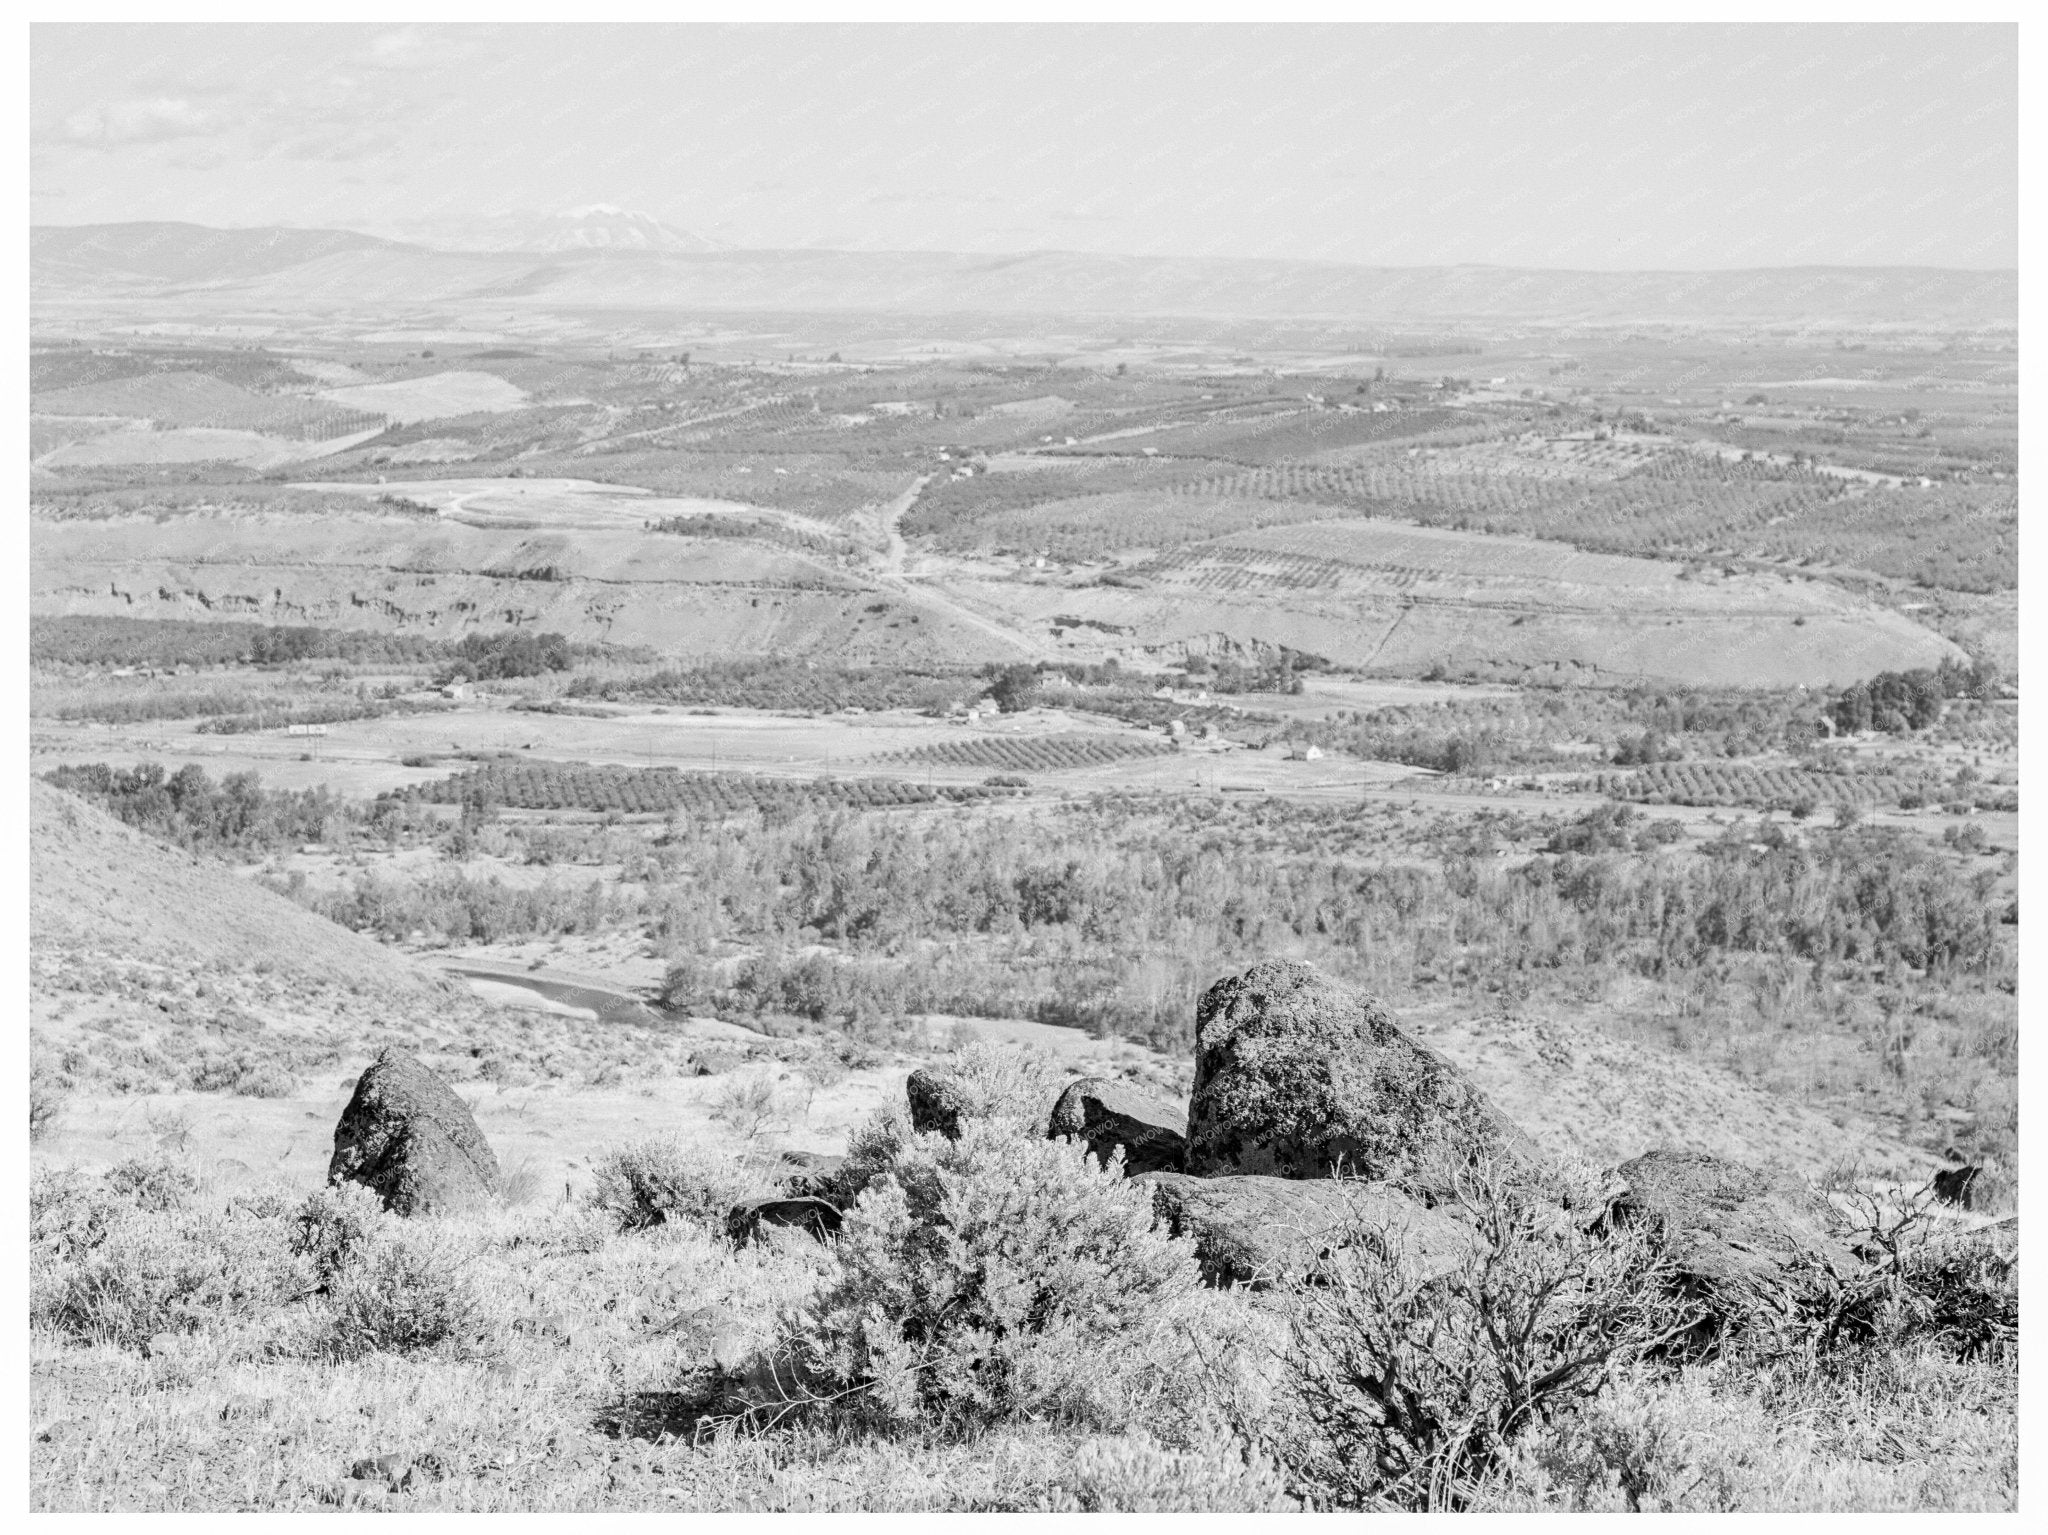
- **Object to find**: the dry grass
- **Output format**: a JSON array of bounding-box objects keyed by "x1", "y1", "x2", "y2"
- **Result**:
[{"x1": 29, "y1": 1120, "x2": 2015, "y2": 1512}]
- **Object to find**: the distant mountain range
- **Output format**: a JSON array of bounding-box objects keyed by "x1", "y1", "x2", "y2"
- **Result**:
[{"x1": 30, "y1": 219, "x2": 2019, "y2": 327}]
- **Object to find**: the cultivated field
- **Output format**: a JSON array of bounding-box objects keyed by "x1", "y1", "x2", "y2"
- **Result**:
[{"x1": 316, "y1": 370, "x2": 530, "y2": 423}]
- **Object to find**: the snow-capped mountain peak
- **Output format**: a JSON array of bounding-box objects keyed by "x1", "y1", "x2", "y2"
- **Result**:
[{"x1": 530, "y1": 206, "x2": 722, "y2": 253}]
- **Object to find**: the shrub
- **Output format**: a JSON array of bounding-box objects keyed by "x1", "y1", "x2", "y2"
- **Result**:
[
  {"x1": 1035, "y1": 1427, "x2": 1296, "y2": 1512},
  {"x1": 1891, "y1": 1231, "x2": 2018, "y2": 1363},
  {"x1": 782, "y1": 1119, "x2": 1201, "y2": 1432},
  {"x1": 30, "y1": 1164, "x2": 122, "y2": 1261},
  {"x1": 1815, "y1": 1209, "x2": 2020, "y2": 1366},
  {"x1": 585, "y1": 1134, "x2": 766, "y2": 1233},
  {"x1": 321, "y1": 1223, "x2": 489, "y2": 1359},
  {"x1": 29, "y1": 1071, "x2": 64, "y2": 1142},
  {"x1": 1479, "y1": 1365, "x2": 1740, "y2": 1511},
  {"x1": 291, "y1": 1182, "x2": 390, "y2": 1282},
  {"x1": 104, "y1": 1151, "x2": 203, "y2": 1212},
  {"x1": 1275, "y1": 1156, "x2": 1691, "y2": 1510},
  {"x1": 496, "y1": 1153, "x2": 544, "y2": 1208},
  {"x1": 938, "y1": 1037, "x2": 1071, "y2": 1133},
  {"x1": 833, "y1": 1103, "x2": 917, "y2": 1205},
  {"x1": 710, "y1": 1071, "x2": 793, "y2": 1141},
  {"x1": 187, "y1": 1053, "x2": 298, "y2": 1097},
  {"x1": 32, "y1": 1188, "x2": 300, "y2": 1350}
]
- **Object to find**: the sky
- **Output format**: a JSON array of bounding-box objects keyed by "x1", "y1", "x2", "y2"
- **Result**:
[{"x1": 30, "y1": 23, "x2": 2018, "y2": 270}]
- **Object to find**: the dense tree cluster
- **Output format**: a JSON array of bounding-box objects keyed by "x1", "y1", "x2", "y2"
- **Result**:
[
  {"x1": 30, "y1": 616, "x2": 445, "y2": 671},
  {"x1": 444, "y1": 630, "x2": 573, "y2": 682},
  {"x1": 1827, "y1": 669, "x2": 1947, "y2": 735},
  {"x1": 42, "y1": 763, "x2": 347, "y2": 855}
]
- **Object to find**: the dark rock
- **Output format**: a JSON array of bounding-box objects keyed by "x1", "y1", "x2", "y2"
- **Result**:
[
  {"x1": 1140, "y1": 1171, "x2": 1481, "y2": 1289},
  {"x1": 1610, "y1": 1148, "x2": 1861, "y2": 1310},
  {"x1": 329, "y1": 1047, "x2": 498, "y2": 1216},
  {"x1": 398, "y1": 1453, "x2": 449, "y2": 1492},
  {"x1": 349, "y1": 1452, "x2": 413, "y2": 1487},
  {"x1": 774, "y1": 1151, "x2": 849, "y2": 1203},
  {"x1": 1186, "y1": 961, "x2": 1540, "y2": 1184},
  {"x1": 905, "y1": 1065, "x2": 977, "y2": 1138},
  {"x1": 727, "y1": 1195, "x2": 843, "y2": 1245},
  {"x1": 1047, "y1": 1077, "x2": 1187, "y2": 1175},
  {"x1": 1932, "y1": 1164, "x2": 1981, "y2": 1208}
]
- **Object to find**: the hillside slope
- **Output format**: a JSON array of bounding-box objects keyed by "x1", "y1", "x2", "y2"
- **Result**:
[{"x1": 30, "y1": 778, "x2": 453, "y2": 1004}]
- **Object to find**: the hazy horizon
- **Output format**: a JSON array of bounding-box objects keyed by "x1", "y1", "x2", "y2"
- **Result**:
[
  {"x1": 26, "y1": 215, "x2": 2023, "y2": 277},
  {"x1": 33, "y1": 23, "x2": 2018, "y2": 272}
]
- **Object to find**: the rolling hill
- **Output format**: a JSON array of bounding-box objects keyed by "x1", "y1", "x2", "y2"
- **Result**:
[{"x1": 31, "y1": 222, "x2": 2019, "y2": 327}]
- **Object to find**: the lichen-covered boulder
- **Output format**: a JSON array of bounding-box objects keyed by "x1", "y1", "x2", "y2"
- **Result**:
[
  {"x1": 1609, "y1": 1149, "x2": 1861, "y2": 1312},
  {"x1": 1047, "y1": 1077, "x2": 1187, "y2": 1176},
  {"x1": 1186, "y1": 961, "x2": 1540, "y2": 1184},
  {"x1": 1140, "y1": 1172, "x2": 1480, "y2": 1289},
  {"x1": 328, "y1": 1048, "x2": 497, "y2": 1215}
]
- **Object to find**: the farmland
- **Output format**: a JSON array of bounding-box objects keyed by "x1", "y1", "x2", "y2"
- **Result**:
[
  {"x1": 315, "y1": 369, "x2": 530, "y2": 423},
  {"x1": 27, "y1": 308, "x2": 2020, "y2": 1187},
  {"x1": 34, "y1": 371, "x2": 385, "y2": 440},
  {"x1": 391, "y1": 761, "x2": 1022, "y2": 816},
  {"x1": 881, "y1": 731, "x2": 1175, "y2": 774}
]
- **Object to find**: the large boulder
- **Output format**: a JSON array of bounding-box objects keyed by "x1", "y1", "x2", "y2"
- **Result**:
[
  {"x1": 1046, "y1": 1077, "x2": 1187, "y2": 1176},
  {"x1": 1141, "y1": 1172, "x2": 1481, "y2": 1289},
  {"x1": 1186, "y1": 961, "x2": 1539, "y2": 1184},
  {"x1": 1609, "y1": 1149, "x2": 1861, "y2": 1312},
  {"x1": 329, "y1": 1048, "x2": 498, "y2": 1216}
]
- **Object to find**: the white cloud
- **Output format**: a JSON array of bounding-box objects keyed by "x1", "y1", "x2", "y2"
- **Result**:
[{"x1": 57, "y1": 96, "x2": 221, "y2": 147}]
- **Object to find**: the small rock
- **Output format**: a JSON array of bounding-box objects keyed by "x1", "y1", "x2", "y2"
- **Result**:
[
  {"x1": 776, "y1": 1151, "x2": 849, "y2": 1204},
  {"x1": 727, "y1": 1195, "x2": 843, "y2": 1245},
  {"x1": 350, "y1": 1451, "x2": 412, "y2": 1486},
  {"x1": 1932, "y1": 1164, "x2": 1982, "y2": 1208},
  {"x1": 144, "y1": 1331, "x2": 181, "y2": 1359},
  {"x1": 1047, "y1": 1077, "x2": 1187, "y2": 1176},
  {"x1": 219, "y1": 1394, "x2": 270, "y2": 1423},
  {"x1": 904, "y1": 1066, "x2": 978, "y2": 1139},
  {"x1": 397, "y1": 1453, "x2": 448, "y2": 1492}
]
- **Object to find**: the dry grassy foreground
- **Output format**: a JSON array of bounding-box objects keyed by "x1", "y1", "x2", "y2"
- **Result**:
[{"x1": 29, "y1": 1068, "x2": 2016, "y2": 1514}]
